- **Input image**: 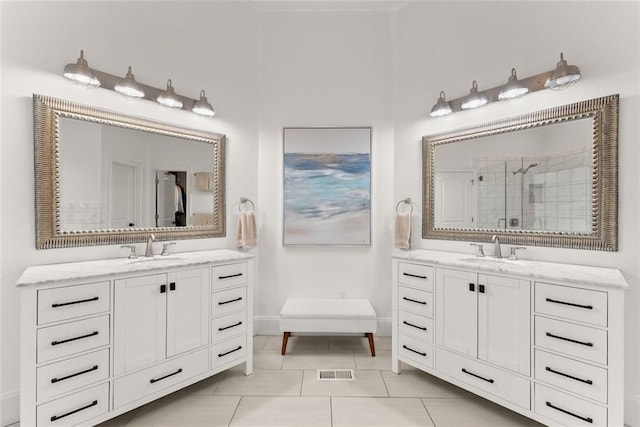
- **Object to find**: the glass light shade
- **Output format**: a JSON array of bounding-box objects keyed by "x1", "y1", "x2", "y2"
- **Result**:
[
  {"x1": 430, "y1": 91, "x2": 452, "y2": 117},
  {"x1": 114, "y1": 66, "x2": 145, "y2": 98},
  {"x1": 498, "y1": 68, "x2": 529, "y2": 100},
  {"x1": 461, "y1": 81, "x2": 488, "y2": 110},
  {"x1": 63, "y1": 50, "x2": 100, "y2": 87},
  {"x1": 192, "y1": 90, "x2": 215, "y2": 117},
  {"x1": 545, "y1": 52, "x2": 581, "y2": 90},
  {"x1": 157, "y1": 79, "x2": 183, "y2": 108}
]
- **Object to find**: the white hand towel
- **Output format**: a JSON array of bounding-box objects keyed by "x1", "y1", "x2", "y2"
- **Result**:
[
  {"x1": 394, "y1": 212, "x2": 411, "y2": 250},
  {"x1": 236, "y1": 211, "x2": 257, "y2": 249}
]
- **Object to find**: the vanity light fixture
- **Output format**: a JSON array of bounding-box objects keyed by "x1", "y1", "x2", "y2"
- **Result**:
[
  {"x1": 544, "y1": 52, "x2": 582, "y2": 90},
  {"x1": 192, "y1": 90, "x2": 215, "y2": 117},
  {"x1": 429, "y1": 91, "x2": 453, "y2": 117},
  {"x1": 461, "y1": 81, "x2": 488, "y2": 110},
  {"x1": 498, "y1": 68, "x2": 529, "y2": 100},
  {"x1": 114, "y1": 66, "x2": 144, "y2": 98},
  {"x1": 63, "y1": 50, "x2": 100, "y2": 87},
  {"x1": 157, "y1": 79, "x2": 183, "y2": 109}
]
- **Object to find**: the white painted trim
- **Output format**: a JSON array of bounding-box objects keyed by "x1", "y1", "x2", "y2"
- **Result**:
[
  {"x1": 252, "y1": 316, "x2": 392, "y2": 337},
  {"x1": 626, "y1": 395, "x2": 640, "y2": 427},
  {"x1": 1, "y1": 390, "x2": 19, "y2": 427}
]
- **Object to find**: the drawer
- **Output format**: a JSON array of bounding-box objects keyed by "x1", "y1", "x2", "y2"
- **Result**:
[
  {"x1": 211, "y1": 335, "x2": 247, "y2": 369},
  {"x1": 38, "y1": 281, "x2": 110, "y2": 325},
  {"x1": 398, "y1": 262, "x2": 434, "y2": 291},
  {"x1": 398, "y1": 333, "x2": 433, "y2": 369},
  {"x1": 534, "y1": 349, "x2": 607, "y2": 404},
  {"x1": 535, "y1": 316, "x2": 607, "y2": 365},
  {"x1": 113, "y1": 347, "x2": 208, "y2": 409},
  {"x1": 211, "y1": 286, "x2": 247, "y2": 317},
  {"x1": 37, "y1": 348, "x2": 109, "y2": 403},
  {"x1": 37, "y1": 382, "x2": 109, "y2": 426},
  {"x1": 211, "y1": 311, "x2": 247, "y2": 343},
  {"x1": 37, "y1": 315, "x2": 110, "y2": 363},
  {"x1": 436, "y1": 347, "x2": 530, "y2": 409},
  {"x1": 535, "y1": 282, "x2": 607, "y2": 327},
  {"x1": 212, "y1": 263, "x2": 248, "y2": 290},
  {"x1": 398, "y1": 286, "x2": 433, "y2": 317},
  {"x1": 535, "y1": 383, "x2": 607, "y2": 426},
  {"x1": 398, "y1": 310, "x2": 433, "y2": 342}
]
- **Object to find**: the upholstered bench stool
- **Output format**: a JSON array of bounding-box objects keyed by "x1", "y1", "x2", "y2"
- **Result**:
[{"x1": 279, "y1": 298, "x2": 377, "y2": 357}]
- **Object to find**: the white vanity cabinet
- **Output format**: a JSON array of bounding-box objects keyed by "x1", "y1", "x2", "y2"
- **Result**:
[
  {"x1": 392, "y1": 250, "x2": 627, "y2": 426},
  {"x1": 18, "y1": 250, "x2": 253, "y2": 427}
]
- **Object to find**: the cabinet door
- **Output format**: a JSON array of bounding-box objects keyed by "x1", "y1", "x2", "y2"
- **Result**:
[
  {"x1": 166, "y1": 268, "x2": 210, "y2": 358},
  {"x1": 477, "y1": 274, "x2": 530, "y2": 375},
  {"x1": 114, "y1": 274, "x2": 167, "y2": 375},
  {"x1": 436, "y1": 268, "x2": 477, "y2": 357}
]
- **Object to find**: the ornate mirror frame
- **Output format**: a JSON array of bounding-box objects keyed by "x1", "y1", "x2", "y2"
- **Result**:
[
  {"x1": 33, "y1": 94, "x2": 226, "y2": 249},
  {"x1": 422, "y1": 94, "x2": 619, "y2": 251}
]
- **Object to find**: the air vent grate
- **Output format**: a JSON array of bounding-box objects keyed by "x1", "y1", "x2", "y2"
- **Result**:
[{"x1": 317, "y1": 369, "x2": 355, "y2": 381}]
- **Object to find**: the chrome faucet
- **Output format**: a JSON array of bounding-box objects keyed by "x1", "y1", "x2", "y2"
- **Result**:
[
  {"x1": 145, "y1": 234, "x2": 155, "y2": 257},
  {"x1": 492, "y1": 235, "x2": 502, "y2": 258}
]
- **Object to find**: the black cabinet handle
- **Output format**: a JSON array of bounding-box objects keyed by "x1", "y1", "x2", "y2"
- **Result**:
[
  {"x1": 545, "y1": 366, "x2": 593, "y2": 385},
  {"x1": 160, "y1": 284, "x2": 166, "y2": 294},
  {"x1": 479, "y1": 284, "x2": 485, "y2": 294},
  {"x1": 461, "y1": 368, "x2": 494, "y2": 383},
  {"x1": 218, "y1": 346, "x2": 243, "y2": 357},
  {"x1": 51, "y1": 331, "x2": 99, "y2": 346},
  {"x1": 50, "y1": 400, "x2": 98, "y2": 422},
  {"x1": 51, "y1": 365, "x2": 99, "y2": 384},
  {"x1": 51, "y1": 296, "x2": 99, "y2": 308},
  {"x1": 218, "y1": 321, "x2": 243, "y2": 331},
  {"x1": 219, "y1": 273, "x2": 243, "y2": 280},
  {"x1": 402, "y1": 272, "x2": 427, "y2": 280},
  {"x1": 469, "y1": 283, "x2": 475, "y2": 292},
  {"x1": 545, "y1": 298, "x2": 593, "y2": 310},
  {"x1": 402, "y1": 345, "x2": 427, "y2": 357},
  {"x1": 546, "y1": 332, "x2": 593, "y2": 347},
  {"x1": 546, "y1": 402, "x2": 593, "y2": 424},
  {"x1": 170, "y1": 282, "x2": 176, "y2": 291},
  {"x1": 402, "y1": 321, "x2": 427, "y2": 331},
  {"x1": 219, "y1": 297, "x2": 243, "y2": 305},
  {"x1": 402, "y1": 297, "x2": 427, "y2": 305},
  {"x1": 150, "y1": 368, "x2": 183, "y2": 384}
]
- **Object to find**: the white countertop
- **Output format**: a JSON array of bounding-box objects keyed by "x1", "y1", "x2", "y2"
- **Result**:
[
  {"x1": 17, "y1": 249, "x2": 254, "y2": 287},
  {"x1": 393, "y1": 249, "x2": 628, "y2": 289}
]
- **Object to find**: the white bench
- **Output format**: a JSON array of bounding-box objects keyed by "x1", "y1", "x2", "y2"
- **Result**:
[{"x1": 279, "y1": 298, "x2": 378, "y2": 357}]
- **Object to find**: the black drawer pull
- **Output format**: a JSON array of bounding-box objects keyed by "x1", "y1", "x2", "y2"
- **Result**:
[
  {"x1": 545, "y1": 366, "x2": 593, "y2": 385},
  {"x1": 402, "y1": 297, "x2": 427, "y2": 305},
  {"x1": 546, "y1": 332, "x2": 593, "y2": 347},
  {"x1": 218, "y1": 321, "x2": 243, "y2": 331},
  {"x1": 545, "y1": 298, "x2": 593, "y2": 310},
  {"x1": 402, "y1": 321, "x2": 427, "y2": 331},
  {"x1": 219, "y1": 273, "x2": 243, "y2": 280},
  {"x1": 150, "y1": 368, "x2": 183, "y2": 384},
  {"x1": 403, "y1": 272, "x2": 427, "y2": 280},
  {"x1": 546, "y1": 401, "x2": 593, "y2": 424},
  {"x1": 402, "y1": 345, "x2": 427, "y2": 357},
  {"x1": 51, "y1": 296, "x2": 99, "y2": 308},
  {"x1": 461, "y1": 368, "x2": 494, "y2": 384},
  {"x1": 218, "y1": 346, "x2": 243, "y2": 357},
  {"x1": 51, "y1": 365, "x2": 99, "y2": 384},
  {"x1": 51, "y1": 331, "x2": 99, "y2": 346},
  {"x1": 219, "y1": 297, "x2": 243, "y2": 305},
  {"x1": 50, "y1": 400, "x2": 98, "y2": 422}
]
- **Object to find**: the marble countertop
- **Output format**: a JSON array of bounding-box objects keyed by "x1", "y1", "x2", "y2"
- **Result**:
[
  {"x1": 17, "y1": 249, "x2": 254, "y2": 287},
  {"x1": 393, "y1": 249, "x2": 628, "y2": 289}
]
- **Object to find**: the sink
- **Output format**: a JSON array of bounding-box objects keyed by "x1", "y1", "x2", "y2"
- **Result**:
[
  {"x1": 128, "y1": 255, "x2": 188, "y2": 264},
  {"x1": 459, "y1": 257, "x2": 518, "y2": 264}
]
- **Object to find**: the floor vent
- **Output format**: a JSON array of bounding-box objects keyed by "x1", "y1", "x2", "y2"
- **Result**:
[{"x1": 317, "y1": 369, "x2": 355, "y2": 381}]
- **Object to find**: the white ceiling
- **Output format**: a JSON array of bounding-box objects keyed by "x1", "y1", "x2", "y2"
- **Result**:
[{"x1": 244, "y1": 0, "x2": 413, "y2": 12}]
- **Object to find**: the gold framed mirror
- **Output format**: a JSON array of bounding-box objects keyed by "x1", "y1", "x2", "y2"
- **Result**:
[
  {"x1": 33, "y1": 94, "x2": 226, "y2": 249},
  {"x1": 422, "y1": 94, "x2": 618, "y2": 251}
]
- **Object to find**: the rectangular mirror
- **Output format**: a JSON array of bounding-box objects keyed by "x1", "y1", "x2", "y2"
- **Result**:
[
  {"x1": 34, "y1": 94, "x2": 226, "y2": 249},
  {"x1": 423, "y1": 94, "x2": 618, "y2": 251}
]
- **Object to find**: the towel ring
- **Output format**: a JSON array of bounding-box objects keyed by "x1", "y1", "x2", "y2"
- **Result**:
[
  {"x1": 239, "y1": 197, "x2": 255, "y2": 212},
  {"x1": 396, "y1": 198, "x2": 413, "y2": 214}
]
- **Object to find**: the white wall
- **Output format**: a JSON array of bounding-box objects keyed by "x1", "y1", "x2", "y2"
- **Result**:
[{"x1": 393, "y1": 2, "x2": 640, "y2": 424}]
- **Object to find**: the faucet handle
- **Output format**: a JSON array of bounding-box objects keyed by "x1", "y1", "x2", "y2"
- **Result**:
[
  {"x1": 509, "y1": 246, "x2": 526, "y2": 260},
  {"x1": 161, "y1": 242, "x2": 176, "y2": 256},
  {"x1": 121, "y1": 245, "x2": 138, "y2": 259},
  {"x1": 469, "y1": 243, "x2": 485, "y2": 257}
]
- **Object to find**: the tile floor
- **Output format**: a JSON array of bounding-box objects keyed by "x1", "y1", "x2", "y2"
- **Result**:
[{"x1": 14, "y1": 336, "x2": 546, "y2": 427}]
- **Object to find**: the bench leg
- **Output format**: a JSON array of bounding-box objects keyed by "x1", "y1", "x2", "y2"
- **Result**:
[
  {"x1": 366, "y1": 333, "x2": 376, "y2": 357},
  {"x1": 281, "y1": 332, "x2": 291, "y2": 355}
]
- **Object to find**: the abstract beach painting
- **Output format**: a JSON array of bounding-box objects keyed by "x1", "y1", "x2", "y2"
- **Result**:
[{"x1": 283, "y1": 127, "x2": 371, "y2": 245}]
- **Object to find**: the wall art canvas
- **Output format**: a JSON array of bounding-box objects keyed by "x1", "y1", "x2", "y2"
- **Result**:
[{"x1": 283, "y1": 127, "x2": 371, "y2": 245}]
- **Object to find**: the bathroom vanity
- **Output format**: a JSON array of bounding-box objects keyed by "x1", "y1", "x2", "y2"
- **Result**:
[
  {"x1": 392, "y1": 250, "x2": 626, "y2": 426},
  {"x1": 17, "y1": 249, "x2": 253, "y2": 426}
]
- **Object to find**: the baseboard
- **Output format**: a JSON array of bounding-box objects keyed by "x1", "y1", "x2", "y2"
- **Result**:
[
  {"x1": 626, "y1": 395, "x2": 640, "y2": 427},
  {"x1": 1, "y1": 390, "x2": 19, "y2": 427},
  {"x1": 252, "y1": 316, "x2": 392, "y2": 337}
]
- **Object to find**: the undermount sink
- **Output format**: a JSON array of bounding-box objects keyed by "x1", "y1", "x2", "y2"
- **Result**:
[
  {"x1": 128, "y1": 255, "x2": 188, "y2": 264},
  {"x1": 459, "y1": 257, "x2": 519, "y2": 264}
]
